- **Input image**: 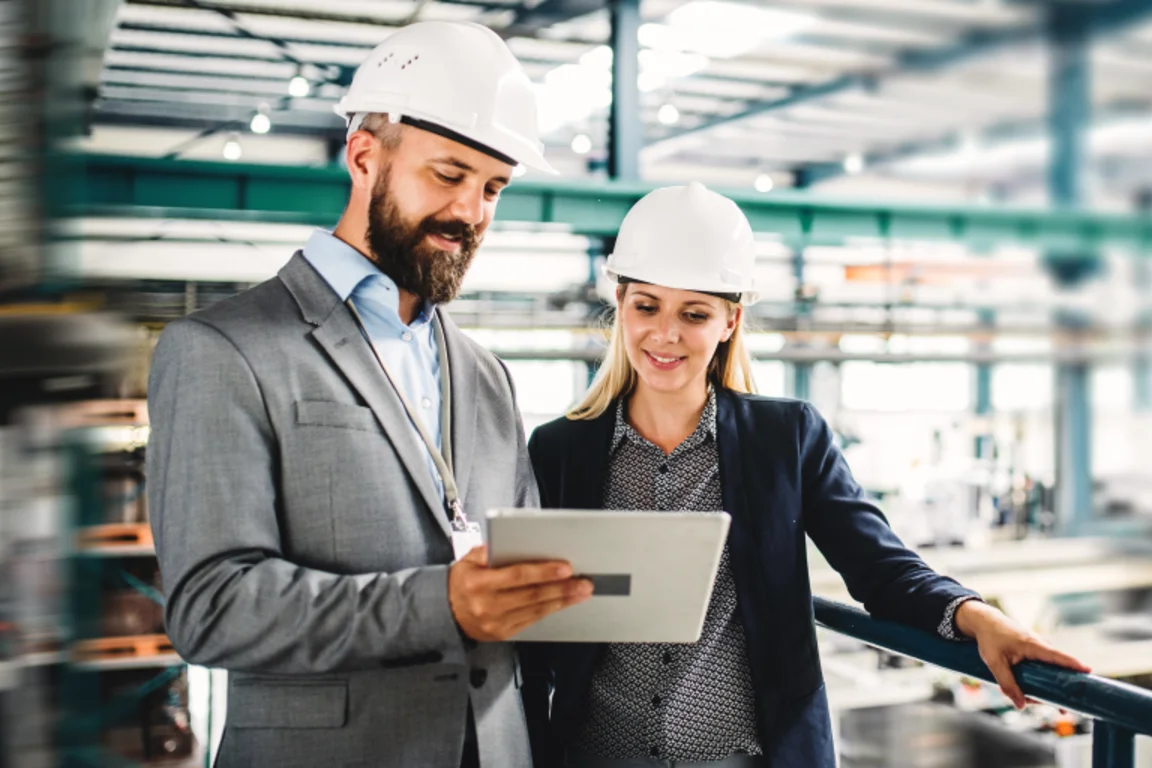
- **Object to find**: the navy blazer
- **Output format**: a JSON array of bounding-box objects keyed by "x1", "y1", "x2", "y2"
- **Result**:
[{"x1": 520, "y1": 388, "x2": 978, "y2": 768}]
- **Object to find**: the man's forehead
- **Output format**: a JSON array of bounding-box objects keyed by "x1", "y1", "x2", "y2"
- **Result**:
[{"x1": 399, "y1": 124, "x2": 513, "y2": 180}]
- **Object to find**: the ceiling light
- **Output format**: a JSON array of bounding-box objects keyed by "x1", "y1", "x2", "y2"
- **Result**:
[
  {"x1": 639, "y1": 49, "x2": 709, "y2": 80},
  {"x1": 754, "y1": 173, "x2": 774, "y2": 193},
  {"x1": 664, "y1": 3, "x2": 815, "y2": 59},
  {"x1": 250, "y1": 104, "x2": 271, "y2": 134},
  {"x1": 658, "y1": 103, "x2": 680, "y2": 125},
  {"x1": 960, "y1": 131, "x2": 981, "y2": 158},
  {"x1": 638, "y1": 72, "x2": 666, "y2": 93},
  {"x1": 579, "y1": 45, "x2": 613, "y2": 70},
  {"x1": 571, "y1": 133, "x2": 592, "y2": 155},
  {"x1": 843, "y1": 152, "x2": 864, "y2": 175},
  {"x1": 288, "y1": 74, "x2": 310, "y2": 98},
  {"x1": 223, "y1": 134, "x2": 242, "y2": 161}
]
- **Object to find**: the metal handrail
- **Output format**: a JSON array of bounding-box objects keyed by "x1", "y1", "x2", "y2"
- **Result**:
[{"x1": 812, "y1": 596, "x2": 1152, "y2": 767}]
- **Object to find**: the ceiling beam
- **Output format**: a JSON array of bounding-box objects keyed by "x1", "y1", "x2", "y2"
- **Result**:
[{"x1": 647, "y1": 0, "x2": 1152, "y2": 157}]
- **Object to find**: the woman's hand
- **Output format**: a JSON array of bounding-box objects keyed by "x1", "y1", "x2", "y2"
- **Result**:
[{"x1": 954, "y1": 599, "x2": 1092, "y2": 709}]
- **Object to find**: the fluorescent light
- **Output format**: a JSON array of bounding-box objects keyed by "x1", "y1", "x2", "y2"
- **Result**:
[
  {"x1": 960, "y1": 132, "x2": 981, "y2": 158},
  {"x1": 663, "y1": 2, "x2": 815, "y2": 59},
  {"x1": 288, "y1": 75, "x2": 310, "y2": 98},
  {"x1": 754, "y1": 173, "x2": 774, "y2": 193},
  {"x1": 579, "y1": 45, "x2": 614, "y2": 70},
  {"x1": 223, "y1": 135, "x2": 242, "y2": 161},
  {"x1": 639, "y1": 49, "x2": 709, "y2": 80},
  {"x1": 250, "y1": 111, "x2": 271, "y2": 134},
  {"x1": 536, "y1": 65, "x2": 613, "y2": 134},
  {"x1": 638, "y1": 71, "x2": 666, "y2": 93},
  {"x1": 638, "y1": 23, "x2": 680, "y2": 51},
  {"x1": 658, "y1": 103, "x2": 680, "y2": 125},
  {"x1": 571, "y1": 134, "x2": 592, "y2": 155},
  {"x1": 843, "y1": 152, "x2": 864, "y2": 175}
]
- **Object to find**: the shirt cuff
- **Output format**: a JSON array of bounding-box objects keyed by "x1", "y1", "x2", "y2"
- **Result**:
[{"x1": 938, "y1": 595, "x2": 982, "y2": 641}]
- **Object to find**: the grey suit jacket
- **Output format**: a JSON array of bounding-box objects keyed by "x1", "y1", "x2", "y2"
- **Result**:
[{"x1": 147, "y1": 253, "x2": 539, "y2": 768}]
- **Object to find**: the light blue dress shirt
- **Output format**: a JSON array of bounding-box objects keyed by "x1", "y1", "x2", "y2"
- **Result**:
[{"x1": 302, "y1": 229, "x2": 446, "y2": 503}]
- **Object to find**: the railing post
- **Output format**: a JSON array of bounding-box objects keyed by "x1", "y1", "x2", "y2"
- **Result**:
[{"x1": 1092, "y1": 720, "x2": 1135, "y2": 768}]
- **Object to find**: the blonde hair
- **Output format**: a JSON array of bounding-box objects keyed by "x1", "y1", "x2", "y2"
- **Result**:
[{"x1": 567, "y1": 287, "x2": 757, "y2": 420}]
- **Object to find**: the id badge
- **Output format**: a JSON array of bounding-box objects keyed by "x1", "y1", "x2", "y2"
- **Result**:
[{"x1": 451, "y1": 521, "x2": 484, "y2": 561}]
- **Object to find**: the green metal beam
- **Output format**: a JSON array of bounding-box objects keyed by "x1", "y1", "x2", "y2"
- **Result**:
[{"x1": 66, "y1": 154, "x2": 1152, "y2": 252}]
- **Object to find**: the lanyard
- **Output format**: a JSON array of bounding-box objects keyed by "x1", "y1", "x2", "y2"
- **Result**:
[{"x1": 344, "y1": 298, "x2": 469, "y2": 532}]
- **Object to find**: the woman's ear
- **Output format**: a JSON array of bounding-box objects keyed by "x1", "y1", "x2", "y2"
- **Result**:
[{"x1": 721, "y1": 305, "x2": 742, "y2": 342}]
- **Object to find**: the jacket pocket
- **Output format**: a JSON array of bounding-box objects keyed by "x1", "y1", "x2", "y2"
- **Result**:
[
  {"x1": 228, "y1": 678, "x2": 348, "y2": 729},
  {"x1": 295, "y1": 400, "x2": 381, "y2": 433}
]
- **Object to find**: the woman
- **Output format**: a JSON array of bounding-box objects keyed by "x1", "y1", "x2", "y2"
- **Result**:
[{"x1": 521, "y1": 182, "x2": 1089, "y2": 768}]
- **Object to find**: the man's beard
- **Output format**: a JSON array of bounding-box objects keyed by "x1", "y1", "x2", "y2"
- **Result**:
[{"x1": 365, "y1": 169, "x2": 480, "y2": 305}]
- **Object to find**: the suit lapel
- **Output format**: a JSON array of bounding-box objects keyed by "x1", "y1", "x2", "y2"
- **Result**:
[
  {"x1": 280, "y1": 253, "x2": 452, "y2": 539},
  {"x1": 436, "y1": 311, "x2": 478, "y2": 508}
]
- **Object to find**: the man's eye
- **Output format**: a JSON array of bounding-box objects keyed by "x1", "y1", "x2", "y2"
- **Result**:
[{"x1": 436, "y1": 172, "x2": 463, "y2": 184}]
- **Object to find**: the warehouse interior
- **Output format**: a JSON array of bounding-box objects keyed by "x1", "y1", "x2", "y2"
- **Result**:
[{"x1": 1, "y1": 0, "x2": 1152, "y2": 765}]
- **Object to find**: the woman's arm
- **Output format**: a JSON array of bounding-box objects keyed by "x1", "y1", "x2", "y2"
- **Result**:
[{"x1": 798, "y1": 403, "x2": 979, "y2": 634}]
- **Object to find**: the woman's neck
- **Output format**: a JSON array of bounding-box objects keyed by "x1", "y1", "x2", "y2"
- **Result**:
[{"x1": 627, "y1": 379, "x2": 709, "y2": 455}]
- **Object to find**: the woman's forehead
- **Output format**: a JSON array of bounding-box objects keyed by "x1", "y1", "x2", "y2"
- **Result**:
[{"x1": 623, "y1": 283, "x2": 724, "y2": 308}]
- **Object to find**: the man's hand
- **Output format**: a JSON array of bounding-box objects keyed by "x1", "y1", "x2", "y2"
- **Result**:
[{"x1": 448, "y1": 546, "x2": 593, "y2": 642}]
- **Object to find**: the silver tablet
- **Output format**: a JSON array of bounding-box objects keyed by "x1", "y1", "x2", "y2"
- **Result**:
[{"x1": 485, "y1": 508, "x2": 731, "y2": 643}]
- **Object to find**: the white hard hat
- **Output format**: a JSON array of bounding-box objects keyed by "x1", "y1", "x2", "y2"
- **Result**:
[
  {"x1": 605, "y1": 182, "x2": 759, "y2": 304},
  {"x1": 334, "y1": 21, "x2": 557, "y2": 174}
]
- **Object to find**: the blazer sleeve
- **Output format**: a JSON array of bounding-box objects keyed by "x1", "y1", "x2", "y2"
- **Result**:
[
  {"x1": 147, "y1": 318, "x2": 466, "y2": 675},
  {"x1": 798, "y1": 402, "x2": 980, "y2": 635}
]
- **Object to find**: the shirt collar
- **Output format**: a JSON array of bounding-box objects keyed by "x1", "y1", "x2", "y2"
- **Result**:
[
  {"x1": 611, "y1": 387, "x2": 719, "y2": 454},
  {"x1": 301, "y1": 229, "x2": 435, "y2": 326}
]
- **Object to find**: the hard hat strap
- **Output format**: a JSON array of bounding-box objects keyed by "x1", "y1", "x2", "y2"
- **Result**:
[
  {"x1": 617, "y1": 276, "x2": 741, "y2": 304},
  {"x1": 399, "y1": 115, "x2": 519, "y2": 166}
]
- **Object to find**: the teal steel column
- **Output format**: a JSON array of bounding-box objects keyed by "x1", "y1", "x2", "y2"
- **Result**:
[
  {"x1": 1092, "y1": 721, "x2": 1135, "y2": 768},
  {"x1": 1135, "y1": 192, "x2": 1151, "y2": 411},
  {"x1": 974, "y1": 329, "x2": 993, "y2": 460},
  {"x1": 608, "y1": 0, "x2": 641, "y2": 181},
  {"x1": 1048, "y1": 3, "x2": 1095, "y2": 534},
  {"x1": 789, "y1": 248, "x2": 813, "y2": 400}
]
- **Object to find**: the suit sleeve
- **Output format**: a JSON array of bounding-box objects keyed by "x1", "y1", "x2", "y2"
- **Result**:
[
  {"x1": 147, "y1": 318, "x2": 466, "y2": 674},
  {"x1": 799, "y1": 403, "x2": 980, "y2": 634}
]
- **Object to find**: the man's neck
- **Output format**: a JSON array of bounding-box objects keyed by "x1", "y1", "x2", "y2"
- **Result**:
[
  {"x1": 331, "y1": 219, "x2": 425, "y2": 326},
  {"x1": 627, "y1": 379, "x2": 709, "y2": 455},
  {"x1": 396, "y1": 289, "x2": 423, "y2": 326}
]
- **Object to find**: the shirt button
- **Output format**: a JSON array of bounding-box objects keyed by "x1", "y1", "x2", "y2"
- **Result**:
[
  {"x1": 658, "y1": 464, "x2": 668, "y2": 474},
  {"x1": 651, "y1": 695, "x2": 661, "y2": 708},
  {"x1": 649, "y1": 747, "x2": 659, "y2": 758},
  {"x1": 662, "y1": 651, "x2": 673, "y2": 665},
  {"x1": 421, "y1": 397, "x2": 432, "y2": 409},
  {"x1": 401, "y1": 331, "x2": 413, "y2": 342}
]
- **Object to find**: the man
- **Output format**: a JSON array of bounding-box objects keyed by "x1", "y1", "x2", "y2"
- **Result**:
[{"x1": 147, "y1": 21, "x2": 591, "y2": 768}]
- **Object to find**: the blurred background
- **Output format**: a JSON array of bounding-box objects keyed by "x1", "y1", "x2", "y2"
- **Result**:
[{"x1": 1, "y1": 0, "x2": 1152, "y2": 765}]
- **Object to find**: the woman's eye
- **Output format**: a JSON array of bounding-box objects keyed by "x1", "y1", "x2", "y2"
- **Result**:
[
  {"x1": 635, "y1": 304, "x2": 657, "y2": 314},
  {"x1": 436, "y1": 172, "x2": 463, "y2": 184},
  {"x1": 686, "y1": 312, "x2": 709, "y2": 322}
]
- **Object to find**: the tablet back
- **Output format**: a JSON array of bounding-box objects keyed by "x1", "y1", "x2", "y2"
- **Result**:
[{"x1": 486, "y1": 508, "x2": 731, "y2": 643}]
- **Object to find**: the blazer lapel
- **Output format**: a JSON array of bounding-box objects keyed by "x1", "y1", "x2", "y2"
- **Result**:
[
  {"x1": 280, "y1": 253, "x2": 452, "y2": 539},
  {"x1": 567, "y1": 406, "x2": 615, "y2": 510},
  {"x1": 436, "y1": 310, "x2": 478, "y2": 509}
]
